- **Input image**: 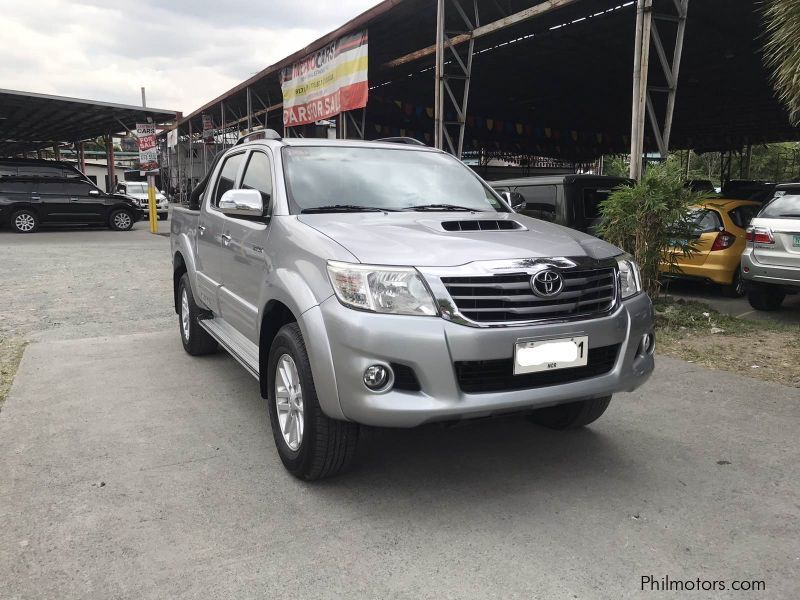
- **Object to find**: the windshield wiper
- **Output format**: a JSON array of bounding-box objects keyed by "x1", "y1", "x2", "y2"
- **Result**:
[
  {"x1": 301, "y1": 204, "x2": 397, "y2": 214},
  {"x1": 403, "y1": 203, "x2": 476, "y2": 212}
]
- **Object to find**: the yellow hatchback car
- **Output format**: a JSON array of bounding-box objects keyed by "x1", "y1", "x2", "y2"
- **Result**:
[{"x1": 660, "y1": 199, "x2": 761, "y2": 296}]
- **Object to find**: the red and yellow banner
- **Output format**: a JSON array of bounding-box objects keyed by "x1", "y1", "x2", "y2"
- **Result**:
[{"x1": 281, "y1": 30, "x2": 368, "y2": 127}]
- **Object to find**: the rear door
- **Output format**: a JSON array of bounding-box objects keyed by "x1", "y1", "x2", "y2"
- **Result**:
[
  {"x1": 752, "y1": 195, "x2": 800, "y2": 266},
  {"x1": 218, "y1": 149, "x2": 272, "y2": 343},
  {"x1": 36, "y1": 180, "x2": 74, "y2": 222},
  {"x1": 195, "y1": 150, "x2": 247, "y2": 314}
]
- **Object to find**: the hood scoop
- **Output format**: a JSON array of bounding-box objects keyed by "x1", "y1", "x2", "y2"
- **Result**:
[{"x1": 440, "y1": 219, "x2": 525, "y2": 232}]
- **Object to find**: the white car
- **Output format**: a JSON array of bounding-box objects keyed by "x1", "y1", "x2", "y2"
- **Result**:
[{"x1": 116, "y1": 181, "x2": 169, "y2": 220}]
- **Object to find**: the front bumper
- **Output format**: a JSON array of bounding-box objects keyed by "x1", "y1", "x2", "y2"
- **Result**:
[
  {"x1": 741, "y1": 251, "x2": 800, "y2": 289},
  {"x1": 304, "y1": 293, "x2": 655, "y2": 428}
]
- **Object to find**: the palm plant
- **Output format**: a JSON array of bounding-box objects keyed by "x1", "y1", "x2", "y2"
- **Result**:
[{"x1": 763, "y1": 0, "x2": 800, "y2": 124}]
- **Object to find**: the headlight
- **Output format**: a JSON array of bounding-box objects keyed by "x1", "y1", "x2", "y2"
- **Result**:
[
  {"x1": 617, "y1": 255, "x2": 642, "y2": 299},
  {"x1": 327, "y1": 261, "x2": 437, "y2": 316}
]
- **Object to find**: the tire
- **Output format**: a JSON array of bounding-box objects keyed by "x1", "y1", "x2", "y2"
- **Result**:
[
  {"x1": 528, "y1": 396, "x2": 612, "y2": 430},
  {"x1": 177, "y1": 273, "x2": 218, "y2": 355},
  {"x1": 267, "y1": 323, "x2": 359, "y2": 480},
  {"x1": 109, "y1": 209, "x2": 134, "y2": 231},
  {"x1": 11, "y1": 209, "x2": 39, "y2": 233},
  {"x1": 721, "y1": 268, "x2": 745, "y2": 298},
  {"x1": 747, "y1": 284, "x2": 785, "y2": 311},
  {"x1": 158, "y1": 213, "x2": 168, "y2": 221}
]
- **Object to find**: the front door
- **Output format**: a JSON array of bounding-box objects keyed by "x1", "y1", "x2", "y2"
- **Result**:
[
  {"x1": 62, "y1": 180, "x2": 107, "y2": 223},
  {"x1": 218, "y1": 150, "x2": 272, "y2": 344},
  {"x1": 195, "y1": 151, "x2": 247, "y2": 314}
]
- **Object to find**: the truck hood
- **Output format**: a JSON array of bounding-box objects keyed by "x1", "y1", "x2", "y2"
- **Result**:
[{"x1": 297, "y1": 212, "x2": 621, "y2": 266}]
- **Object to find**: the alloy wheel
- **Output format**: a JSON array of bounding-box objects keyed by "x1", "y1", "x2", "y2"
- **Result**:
[
  {"x1": 15, "y1": 213, "x2": 35, "y2": 232},
  {"x1": 275, "y1": 354, "x2": 304, "y2": 451},
  {"x1": 180, "y1": 288, "x2": 190, "y2": 341},
  {"x1": 114, "y1": 212, "x2": 132, "y2": 230}
]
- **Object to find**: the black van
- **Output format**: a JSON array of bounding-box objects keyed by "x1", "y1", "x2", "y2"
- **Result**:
[
  {"x1": 491, "y1": 174, "x2": 631, "y2": 234},
  {"x1": 0, "y1": 176, "x2": 142, "y2": 233}
]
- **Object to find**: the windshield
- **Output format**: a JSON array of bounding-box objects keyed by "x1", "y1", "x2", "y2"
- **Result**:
[
  {"x1": 760, "y1": 194, "x2": 800, "y2": 218},
  {"x1": 125, "y1": 183, "x2": 147, "y2": 194},
  {"x1": 282, "y1": 146, "x2": 506, "y2": 213}
]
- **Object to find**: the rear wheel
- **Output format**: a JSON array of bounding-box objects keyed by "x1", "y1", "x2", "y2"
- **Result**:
[
  {"x1": 177, "y1": 273, "x2": 218, "y2": 355},
  {"x1": 721, "y1": 268, "x2": 746, "y2": 298},
  {"x1": 747, "y1": 284, "x2": 785, "y2": 311},
  {"x1": 11, "y1": 209, "x2": 39, "y2": 233},
  {"x1": 267, "y1": 323, "x2": 359, "y2": 480},
  {"x1": 528, "y1": 396, "x2": 612, "y2": 429},
  {"x1": 109, "y1": 209, "x2": 134, "y2": 231}
]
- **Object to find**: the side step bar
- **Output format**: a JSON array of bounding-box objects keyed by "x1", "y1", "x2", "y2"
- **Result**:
[{"x1": 199, "y1": 318, "x2": 260, "y2": 380}]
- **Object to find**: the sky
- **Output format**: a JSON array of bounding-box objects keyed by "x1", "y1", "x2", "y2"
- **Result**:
[{"x1": 0, "y1": 0, "x2": 380, "y2": 114}]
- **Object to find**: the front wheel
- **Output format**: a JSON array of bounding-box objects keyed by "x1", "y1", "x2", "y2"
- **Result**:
[
  {"x1": 528, "y1": 396, "x2": 612, "y2": 429},
  {"x1": 158, "y1": 213, "x2": 168, "y2": 221},
  {"x1": 11, "y1": 209, "x2": 39, "y2": 233},
  {"x1": 747, "y1": 284, "x2": 785, "y2": 311},
  {"x1": 267, "y1": 323, "x2": 359, "y2": 480},
  {"x1": 109, "y1": 209, "x2": 134, "y2": 231},
  {"x1": 177, "y1": 273, "x2": 218, "y2": 355}
]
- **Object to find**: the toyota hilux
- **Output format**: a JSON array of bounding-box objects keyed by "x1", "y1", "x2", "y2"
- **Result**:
[{"x1": 170, "y1": 131, "x2": 655, "y2": 480}]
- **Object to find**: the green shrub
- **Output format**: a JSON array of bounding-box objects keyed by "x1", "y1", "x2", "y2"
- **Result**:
[{"x1": 597, "y1": 163, "x2": 707, "y2": 298}]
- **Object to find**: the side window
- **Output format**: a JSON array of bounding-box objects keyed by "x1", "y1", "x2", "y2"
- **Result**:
[
  {"x1": 693, "y1": 209, "x2": 722, "y2": 234},
  {"x1": 63, "y1": 181, "x2": 98, "y2": 196},
  {"x1": 37, "y1": 181, "x2": 69, "y2": 195},
  {"x1": 515, "y1": 185, "x2": 557, "y2": 221},
  {"x1": 728, "y1": 205, "x2": 759, "y2": 229},
  {"x1": 240, "y1": 152, "x2": 273, "y2": 208},
  {"x1": 213, "y1": 153, "x2": 246, "y2": 206}
]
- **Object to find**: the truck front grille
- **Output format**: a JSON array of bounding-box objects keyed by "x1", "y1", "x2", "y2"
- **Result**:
[
  {"x1": 440, "y1": 267, "x2": 616, "y2": 324},
  {"x1": 454, "y1": 344, "x2": 620, "y2": 393}
]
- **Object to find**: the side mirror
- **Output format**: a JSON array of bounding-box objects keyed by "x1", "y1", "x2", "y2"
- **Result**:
[
  {"x1": 501, "y1": 191, "x2": 526, "y2": 211},
  {"x1": 218, "y1": 188, "x2": 264, "y2": 217}
]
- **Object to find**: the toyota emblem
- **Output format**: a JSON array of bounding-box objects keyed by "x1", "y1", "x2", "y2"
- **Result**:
[{"x1": 531, "y1": 269, "x2": 564, "y2": 297}]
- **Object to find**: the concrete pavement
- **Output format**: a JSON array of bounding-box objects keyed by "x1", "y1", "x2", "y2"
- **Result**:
[{"x1": 2, "y1": 330, "x2": 798, "y2": 599}]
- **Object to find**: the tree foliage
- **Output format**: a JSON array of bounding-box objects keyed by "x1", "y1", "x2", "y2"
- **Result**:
[
  {"x1": 763, "y1": 0, "x2": 800, "y2": 125},
  {"x1": 597, "y1": 162, "x2": 707, "y2": 298}
]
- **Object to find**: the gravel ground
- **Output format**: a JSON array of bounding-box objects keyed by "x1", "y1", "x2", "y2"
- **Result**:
[
  {"x1": 0, "y1": 222, "x2": 174, "y2": 403},
  {"x1": 0, "y1": 223, "x2": 174, "y2": 342}
]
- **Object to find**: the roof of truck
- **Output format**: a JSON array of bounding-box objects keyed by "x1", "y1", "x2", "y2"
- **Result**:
[{"x1": 243, "y1": 137, "x2": 442, "y2": 153}]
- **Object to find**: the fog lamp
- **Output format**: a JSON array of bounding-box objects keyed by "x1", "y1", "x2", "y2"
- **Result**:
[{"x1": 364, "y1": 365, "x2": 391, "y2": 390}]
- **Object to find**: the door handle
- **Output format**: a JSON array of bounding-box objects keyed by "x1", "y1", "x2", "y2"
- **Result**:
[
  {"x1": 30, "y1": 196, "x2": 40, "y2": 200},
  {"x1": 221, "y1": 233, "x2": 232, "y2": 246},
  {"x1": 198, "y1": 225, "x2": 206, "y2": 235},
  {"x1": 70, "y1": 197, "x2": 80, "y2": 202}
]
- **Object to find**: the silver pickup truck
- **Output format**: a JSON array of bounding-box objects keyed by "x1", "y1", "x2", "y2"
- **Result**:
[{"x1": 170, "y1": 132, "x2": 655, "y2": 480}]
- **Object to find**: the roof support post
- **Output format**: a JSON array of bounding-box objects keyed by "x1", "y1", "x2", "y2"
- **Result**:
[
  {"x1": 220, "y1": 101, "x2": 226, "y2": 153},
  {"x1": 434, "y1": 0, "x2": 445, "y2": 150},
  {"x1": 246, "y1": 87, "x2": 253, "y2": 132},
  {"x1": 106, "y1": 136, "x2": 116, "y2": 192},
  {"x1": 631, "y1": 0, "x2": 689, "y2": 179},
  {"x1": 52, "y1": 143, "x2": 61, "y2": 161},
  {"x1": 78, "y1": 141, "x2": 86, "y2": 173},
  {"x1": 629, "y1": 0, "x2": 652, "y2": 181},
  {"x1": 433, "y1": 0, "x2": 478, "y2": 157},
  {"x1": 188, "y1": 120, "x2": 194, "y2": 187}
]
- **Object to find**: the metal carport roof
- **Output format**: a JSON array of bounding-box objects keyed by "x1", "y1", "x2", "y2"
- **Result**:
[
  {"x1": 0, "y1": 88, "x2": 178, "y2": 156},
  {"x1": 173, "y1": 0, "x2": 798, "y2": 161}
]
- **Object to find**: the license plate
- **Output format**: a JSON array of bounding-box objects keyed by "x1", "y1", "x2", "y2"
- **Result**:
[
  {"x1": 514, "y1": 336, "x2": 588, "y2": 375},
  {"x1": 793, "y1": 235, "x2": 800, "y2": 248}
]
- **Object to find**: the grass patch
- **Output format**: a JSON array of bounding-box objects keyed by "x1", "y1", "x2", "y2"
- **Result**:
[
  {"x1": 0, "y1": 337, "x2": 27, "y2": 407},
  {"x1": 654, "y1": 298, "x2": 800, "y2": 387}
]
